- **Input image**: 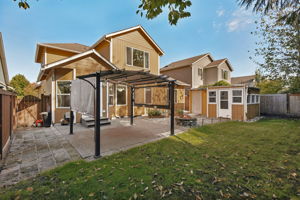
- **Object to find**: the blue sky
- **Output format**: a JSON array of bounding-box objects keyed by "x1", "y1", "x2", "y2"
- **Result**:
[{"x1": 0, "y1": 0, "x2": 258, "y2": 82}]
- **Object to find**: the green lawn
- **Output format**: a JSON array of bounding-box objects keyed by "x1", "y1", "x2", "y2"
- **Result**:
[{"x1": 1, "y1": 119, "x2": 299, "y2": 199}]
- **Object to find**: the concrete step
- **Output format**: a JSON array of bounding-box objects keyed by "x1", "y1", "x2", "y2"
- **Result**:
[{"x1": 81, "y1": 117, "x2": 111, "y2": 128}]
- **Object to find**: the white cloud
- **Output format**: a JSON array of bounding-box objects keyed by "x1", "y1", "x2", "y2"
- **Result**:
[
  {"x1": 226, "y1": 8, "x2": 253, "y2": 32},
  {"x1": 216, "y1": 9, "x2": 225, "y2": 17}
]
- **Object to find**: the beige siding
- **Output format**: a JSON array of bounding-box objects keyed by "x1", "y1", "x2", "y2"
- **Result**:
[
  {"x1": 0, "y1": 59, "x2": 5, "y2": 85},
  {"x1": 204, "y1": 67, "x2": 218, "y2": 85},
  {"x1": 192, "y1": 56, "x2": 212, "y2": 88},
  {"x1": 94, "y1": 41, "x2": 110, "y2": 61},
  {"x1": 112, "y1": 30, "x2": 160, "y2": 75},
  {"x1": 161, "y1": 66, "x2": 192, "y2": 86},
  {"x1": 45, "y1": 48, "x2": 76, "y2": 64},
  {"x1": 218, "y1": 62, "x2": 231, "y2": 83}
]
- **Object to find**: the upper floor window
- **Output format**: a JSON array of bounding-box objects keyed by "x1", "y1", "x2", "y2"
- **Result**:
[
  {"x1": 221, "y1": 69, "x2": 229, "y2": 80},
  {"x1": 126, "y1": 47, "x2": 149, "y2": 69},
  {"x1": 198, "y1": 68, "x2": 203, "y2": 80},
  {"x1": 56, "y1": 81, "x2": 71, "y2": 108}
]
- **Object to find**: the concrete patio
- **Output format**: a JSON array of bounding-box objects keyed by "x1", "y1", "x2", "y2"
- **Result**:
[{"x1": 0, "y1": 116, "x2": 187, "y2": 187}]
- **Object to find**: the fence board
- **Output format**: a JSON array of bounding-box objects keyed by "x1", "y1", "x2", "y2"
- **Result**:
[
  {"x1": 260, "y1": 93, "x2": 300, "y2": 116},
  {"x1": 289, "y1": 94, "x2": 300, "y2": 116}
]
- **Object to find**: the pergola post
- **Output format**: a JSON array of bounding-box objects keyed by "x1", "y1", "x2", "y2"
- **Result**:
[
  {"x1": 130, "y1": 86, "x2": 135, "y2": 125},
  {"x1": 169, "y1": 81, "x2": 175, "y2": 135},
  {"x1": 70, "y1": 110, "x2": 74, "y2": 135},
  {"x1": 95, "y1": 72, "x2": 101, "y2": 158}
]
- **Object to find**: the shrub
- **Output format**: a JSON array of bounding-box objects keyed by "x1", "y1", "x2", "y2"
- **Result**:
[
  {"x1": 148, "y1": 109, "x2": 162, "y2": 117},
  {"x1": 177, "y1": 109, "x2": 184, "y2": 116},
  {"x1": 212, "y1": 80, "x2": 230, "y2": 86}
]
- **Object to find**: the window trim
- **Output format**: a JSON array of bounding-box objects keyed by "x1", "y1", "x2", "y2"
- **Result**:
[
  {"x1": 56, "y1": 80, "x2": 71, "y2": 109},
  {"x1": 108, "y1": 83, "x2": 114, "y2": 106},
  {"x1": 116, "y1": 84, "x2": 127, "y2": 106},
  {"x1": 221, "y1": 69, "x2": 229, "y2": 80},
  {"x1": 198, "y1": 68, "x2": 203, "y2": 80},
  {"x1": 126, "y1": 47, "x2": 150, "y2": 69},
  {"x1": 208, "y1": 90, "x2": 217, "y2": 104},
  {"x1": 247, "y1": 94, "x2": 260, "y2": 104},
  {"x1": 232, "y1": 89, "x2": 243, "y2": 104}
]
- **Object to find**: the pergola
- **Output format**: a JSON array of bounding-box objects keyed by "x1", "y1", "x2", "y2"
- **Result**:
[{"x1": 69, "y1": 69, "x2": 186, "y2": 158}]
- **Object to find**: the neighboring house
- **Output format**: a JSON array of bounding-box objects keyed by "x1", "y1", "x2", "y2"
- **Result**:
[
  {"x1": 231, "y1": 75, "x2": 256, "y2": 87},
  {"x1": 36, "y1": 25, "x2": 186, "y2": 124},
  {"x1": 0, "y1": 33, "x2": 15, "y2": 159},
  {"x1": 161, "y1": 54, "x2": 260, "y2": 120},
  {"x1": 0, "y1": 33, "x2": 9, "y2": 90},
  {"x1": 160, "y1": 53, "x2": 233, "y2": 89},
  {"x1": 160, "y1": 54, "x2": 233, "y2": 110}
]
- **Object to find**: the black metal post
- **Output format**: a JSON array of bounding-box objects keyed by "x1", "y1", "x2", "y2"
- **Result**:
[
  {"x1": 169, "y1": 81, "x2": 175, "y2": 135},
  {"x1": 130, "y1": 86, "x2": 134, "y2": 125},
  {"x1": 70, "y1": 110, "x2": 74, "y2": 135},
  {"x1": 95, "y1": 72, "x2": 101, "y2": 158}
]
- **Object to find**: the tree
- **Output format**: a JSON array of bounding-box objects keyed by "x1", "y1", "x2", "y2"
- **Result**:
[
  {"x1": 23, "y1": 83, "x2": 39, "y2": 97},
  {"x1": 238, "y1": 0, "x2": 300, "y2": 25},
  {"x1": 10, "y1": 74, "x2": 30, "y2": 96},
  {"x1": 251, "y1": 6, "x2": 300, "y2": 93},
  {"x1": 257, "y1": 79, "x2": 285, "y2": 94},
  {"x1": 13, "y1": 0, "x2": 299, "y2": 25}
]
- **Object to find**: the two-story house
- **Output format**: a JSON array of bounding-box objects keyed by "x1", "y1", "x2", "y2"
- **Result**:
[
  {"x1": 35, "y1": 25, "x2": 186, "y2": 124},
  {"x1": 161, "y1": 54, "x2": 260, "y2": 121}
]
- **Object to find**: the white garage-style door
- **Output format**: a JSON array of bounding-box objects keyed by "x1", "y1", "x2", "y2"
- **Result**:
[{"x1": 192, "y1": 91, "x2": 201, "y2": 114}]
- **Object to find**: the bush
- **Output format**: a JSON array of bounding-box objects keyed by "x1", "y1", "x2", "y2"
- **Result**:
[
  {"x1": 148, "y1": 109, "x2": 162, "y2": 117},
  {"x1": 177, "y1": 109, "x2": 184, "y2": 116},
  {"x1": 212, "y1": 80, "x2": 231, "y2": 86}
]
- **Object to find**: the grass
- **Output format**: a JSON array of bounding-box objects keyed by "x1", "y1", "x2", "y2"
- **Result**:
[{"x1": 1, "y1": 119, "x2": 299, "y2": 199}]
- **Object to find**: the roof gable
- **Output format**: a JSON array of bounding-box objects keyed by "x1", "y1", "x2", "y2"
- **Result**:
[
  {"x1": 205, "y1": 58, "x2": 233, "y2": 71},
  {"x1": 35, "y1": 43, "x2": 89, "y2": 63},
  {"x1": 160, "y1": 53, "x2": 213, "y2": 72},
  {"x1": 90, "y1": 25, "x2": 164, "y2": 56}
]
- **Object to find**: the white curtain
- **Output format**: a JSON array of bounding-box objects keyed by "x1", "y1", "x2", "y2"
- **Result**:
[{"x1": 71, "y1": 77, "x2": 95, "y2": 116}]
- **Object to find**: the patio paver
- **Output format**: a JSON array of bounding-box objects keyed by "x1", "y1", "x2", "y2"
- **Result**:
[{"x1": 0, "y1": 127, "x2": 81, "y2": 187}]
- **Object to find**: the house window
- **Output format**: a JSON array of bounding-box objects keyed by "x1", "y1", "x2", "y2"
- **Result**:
[
  {"x1": 126, "y1": 47, "x2": 132, "y2": 65},
  {"x1": 108, "y1": 83, "x2": 114, "y2": 106},
  {"x1": 222, "y1": 69, "x2": 228, "y2": 80},
  {"x1": 209, "y1": 91, "x2": 216, "y2": 103},
  {"x1": 56, "y1": 81, "x2": 71, "y2": 108},
  {"x1": 145, "y1": 88, "x2": 151, "y2": 104},
  {"x1": 126, "y1": 47, "x2": 149, "y2": 68},
  {"x1": 117, "y1": 85, "x2": 127, "y2": 105},
  {"x1": 145, "y1": 52, "x2": 149, "y2": 69},
  {"x1": 198, "y1": 68, "x2": 203, "y2": 80},
  {"x1": 232, "y1": 90, "x2": 242, "y2": 103},
  {"x1": 220, "y1": 91, "x2": 229, "y2": 109},
  {"x1": 247, "y1": 94, "x2": 260, "y2": 104}
]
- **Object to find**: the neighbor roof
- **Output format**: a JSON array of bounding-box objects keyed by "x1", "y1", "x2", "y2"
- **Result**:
[
  {"x1": 160, "y1": 53, "x2": 211, "y2": 72},
  {"x1": 231, "y1": 75, "x2": 256, "y2": 84},
  {"x1": 205, "y1": 58, "x2": 233, "y2": 71},
  {"x1": 90, "y1": 25, "x2": 164, "y2": 56}
]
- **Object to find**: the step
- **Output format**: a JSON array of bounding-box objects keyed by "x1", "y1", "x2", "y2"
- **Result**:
[{"x1": 81, "y1": 117, "x2": 111, "y2": 128}]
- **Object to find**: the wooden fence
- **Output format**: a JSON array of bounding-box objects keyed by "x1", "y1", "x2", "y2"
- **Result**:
[
  {"x1": 260, "y1": 94, "x2": 300, "y2": 117},
  {"x1": 0, "y1": 89, "x2": 16, "y2": 159}
]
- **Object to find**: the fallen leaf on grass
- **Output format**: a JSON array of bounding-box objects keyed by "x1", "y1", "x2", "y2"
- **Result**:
[
  {"x1": 26, "y1": 187, "x2": 33, "y2": 192},
  {"x1": 89, "y1": 193, "x2": 94, "y2": 197}
]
